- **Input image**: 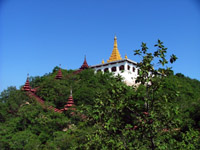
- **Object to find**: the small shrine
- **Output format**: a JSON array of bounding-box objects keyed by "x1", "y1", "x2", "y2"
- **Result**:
[
  {"x1": 63, "y1": 89, "x2": 75, "y2": 111},
  {"x1": 80, "y1": 56, "x2": 89, "y2": 70},
  {"x1": 55, "y1": 65, "x2": 63, "y2": 79},
  {"x1": 23, "y1": 74, "x2": 31, "y2": 91},
  {"x1": 73, "y1": 56, "x2": 89, "y2": 74}
]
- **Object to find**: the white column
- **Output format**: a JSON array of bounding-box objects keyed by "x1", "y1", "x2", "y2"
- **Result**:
[
  {"x1": 108, "y1": 65, "x2": 111, "y2": 72},
  {"x1": 124, "y1": 62, "x2": 128, "y2": 71},
  {"x1": 116, "y1": 64, "x2": 119, "y2": 72}
]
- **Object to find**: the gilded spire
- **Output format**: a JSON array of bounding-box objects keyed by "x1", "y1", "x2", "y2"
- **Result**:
[
  {"x1": 125, "y1": 54, "x2": 128, "y2": 59},
  {"x1": 108, "y1": 36, "x2": 122, "y2": 62}
]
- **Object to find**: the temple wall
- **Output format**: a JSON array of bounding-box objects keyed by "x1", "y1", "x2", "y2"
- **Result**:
[{"x1": 91, "y1": 60, "x2": 139, "y2": 86}]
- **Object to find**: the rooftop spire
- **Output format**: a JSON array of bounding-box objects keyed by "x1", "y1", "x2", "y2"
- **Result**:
[
  {"x1": 23, "y1": 73, "x2": 31, "y2": 91},
  {"x1": 80, "y1": 55, "x2": 89, "y2": 70},
  {"x1": 108, "y1": 35, "x2": 122, "y2": 62},
  {"x1": 125, "y1": 54, "x2": 128, "y2": 59},
  {"x1": 70, "y1": 88, "x2": 72, "y2": 97},
  {"x1": 55, "y1": 64, "x2": 62, "y2": 79}
]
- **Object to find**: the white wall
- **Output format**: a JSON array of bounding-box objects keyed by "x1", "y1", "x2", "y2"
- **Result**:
[{"x1": 91, "y1": 60, "x2": 139, "y2": 86}]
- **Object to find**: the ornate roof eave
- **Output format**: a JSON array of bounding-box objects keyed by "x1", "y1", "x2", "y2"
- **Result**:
[{"x1": 91, "y1": 59, "x2": 137, "y2": 68}]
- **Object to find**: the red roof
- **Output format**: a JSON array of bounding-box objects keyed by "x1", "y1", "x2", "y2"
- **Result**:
[
  {"x1": 23, "y1": 77, "x2": 31, "y2": 91},
  {"x1": 55, "y1": 68, "x2": 62, "y2": 79},
  {"x1": 64, "y1": 91, "x2": 75, "y2": 110},
  {"x1": 80, "y1": 56, "x2": 89, "y2": 70}
]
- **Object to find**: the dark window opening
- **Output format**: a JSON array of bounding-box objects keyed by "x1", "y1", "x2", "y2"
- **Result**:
[
  {"x1": 132, "y1": 67, "x2": 135, "y2": 72},
  {"x1": 104, "y1": 68, "x2": 109, "y2": 72},
  {"x1": 111, "y1": 66, "x2": 116, "y2": 72},
  {"x1": 119, "y1": 65, "x2": 124, "y2": 71},
  {"x1": 127, "y1": 65, "x2": 130, "y2": 70}
]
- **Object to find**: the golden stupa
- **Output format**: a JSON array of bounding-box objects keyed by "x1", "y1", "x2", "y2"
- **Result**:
[{"x1": 107, "y1": 36, "x2": 122, "y2": 62}]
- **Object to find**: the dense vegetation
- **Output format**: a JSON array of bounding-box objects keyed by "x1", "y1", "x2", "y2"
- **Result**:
[{"x1": 0, "y1": 40, "x2": 200, "y2": 149}]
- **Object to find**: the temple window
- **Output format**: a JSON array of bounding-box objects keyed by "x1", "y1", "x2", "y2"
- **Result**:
[
  {"x1": 119, "y1": 65, "x2": 124, "y2": 71},
  {"x1": 132, "y1": 67, "x2": 135, "y2": 72},
  {"x1": 104, "y1": 68, "x2": 109, "y2": 72},
  {"x1": 127, "y1": 65, "x2": 130, "y2": 70},
  {"x1": 111, "y1": 66, "x2": 116, "y2": 72},
  {"x1": 137, "y1": 69, "x2": 140, "y2": 75}
]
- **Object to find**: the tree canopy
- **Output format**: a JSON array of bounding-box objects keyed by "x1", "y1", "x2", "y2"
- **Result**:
[{"x1": 0, "y1": 40, "x2": 200, "y2": 149}]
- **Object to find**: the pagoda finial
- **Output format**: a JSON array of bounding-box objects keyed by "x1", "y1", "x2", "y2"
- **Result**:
[
  {"x1": 70, "y1": 87, "x2": 72, "y2": 97},
  {"x1": 102, "y1": 59, "x2": 104, "y2": 64},
  {"x1": 114, "y1": 35, "x2": 117, "y2": 48},
  {"x1": 114, "y1": 35, "x2": 117, "y2": 40},
  {"x1": 108, "y1": 35, "x2": 122, "y2": 62}
]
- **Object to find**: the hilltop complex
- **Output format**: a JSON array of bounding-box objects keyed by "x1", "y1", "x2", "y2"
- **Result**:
[{"x1": 22, "y1": 36, "x2": 139, "y2": 112}]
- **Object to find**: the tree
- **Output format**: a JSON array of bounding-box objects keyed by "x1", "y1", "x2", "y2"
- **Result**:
[{"x1": 77, "y1": 40, "x2": 200, "y2": 149}]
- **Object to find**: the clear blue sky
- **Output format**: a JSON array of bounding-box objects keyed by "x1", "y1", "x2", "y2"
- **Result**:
[{"x1": 1, "y1": 0, "x2": 200, "y2": 92}]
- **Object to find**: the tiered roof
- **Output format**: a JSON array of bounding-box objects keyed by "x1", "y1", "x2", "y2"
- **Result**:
[
  {"x1": 64, "y1": 89, "x2": 75, "y2": 111},
  {"x1": 80, "y1": 56, "x2": 89, "y2": 70},
  {"x1": 23, "y1": 74, "x2": 31, "y2": 91},
  {"x1": 55, "y1": 65, "x2": 63, "y2": 79}
]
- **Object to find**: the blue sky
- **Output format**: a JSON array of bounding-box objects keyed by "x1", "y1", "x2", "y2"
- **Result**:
[{"x1": 1, "y1": 0, "x2": 200, "y2": 92}]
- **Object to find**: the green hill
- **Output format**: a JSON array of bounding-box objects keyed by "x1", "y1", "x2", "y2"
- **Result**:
[
  {"x1": 0, "y1": 68, "x2": 200, "y2": 149},
  {"x1": 1, "y1": 40, "x2": 200, "y2": 149}
]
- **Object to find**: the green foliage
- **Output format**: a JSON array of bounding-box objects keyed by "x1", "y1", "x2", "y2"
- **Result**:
[
  {"x1": 0, "y1": 40, "x2": 200, "y2": 149},
  {"x1": 0, "y1": 97, "x2": 70, "y2": 149},
  {"x1": 74, "y1": 69, "x2": 116, "y2": 106},
  {"x1": 0, "y1": 87, "x2": 30, "y2": 121},
  {"x1": 9, "y1": 130, "x2": 41, "y2": 150}
]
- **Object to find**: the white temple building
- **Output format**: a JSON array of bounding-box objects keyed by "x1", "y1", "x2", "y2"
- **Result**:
[{"x1": 91, "y1": 36, "x2": 139, "y2": 86}]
